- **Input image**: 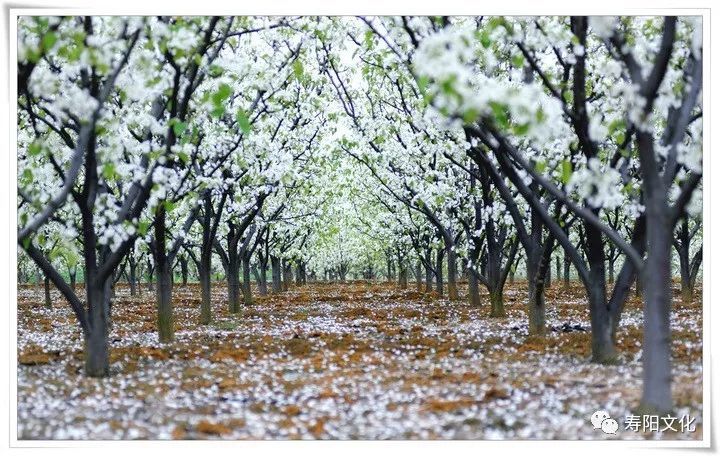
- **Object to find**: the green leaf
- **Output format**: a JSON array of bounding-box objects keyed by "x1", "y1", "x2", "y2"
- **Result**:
[
  {"x1": 164, "y1": 200, "x2": 176, "y2": 212},
  {"x1": 293, "y1": 59, "x2": 304, "y2": 80},
  {"x1": 561, "y1": 159, "x2": 572, "y2": 185},
  {"x1": 364, "y1": 30, "x2": 374, "y2": 49},
  {"x1": 211, "y1": 105, "x2": 225, "y2": 118},
  {"x1": 208, "y1": 64, "x2": 224, "y2": 78},
  {"x1": 102, "y1": 162, "x2": 116, "y2": 180},
  {"x1": 177, "y1": 151, "x2": 189, "y2": 164},
  {"x1": 479, "y1": 30, "x2": 492, "y2": 48},
  {"x1": 511, "y1": 53, "x2": 524, "y2": 68},
  {"x1": 212, "y1": 83, "x2": 233, "y2": 105},
  {"x1": 138, "y1": 220, "x2": 150, "y2": 236},
  {"x1": 172, "y1": 120, "x2": 187, "y2": 137},
  {"x1": 28, "y1": 142, "x2": 43, "y2": 157},
  {"x1": 417, "y1": 75, "x2": 429, "y2": 94},
  {"x1": 488, "y1": 101, "x2": 510, "y2": 129},
  {"x1": 22, "y1": 168, "x2": 33, "y2": 183},
  {"x1": 513, "y1": 123, "x2": 530, "y2": 136},
  {"x1": 236, "y1": 109, "x2": 251, "y2": 134},
  {"x1": 463, "y1": 108, "x2": 479, "y2": 123},
  {"x1": 42, "y1": 31, "x2": 58, "y2": 50}
]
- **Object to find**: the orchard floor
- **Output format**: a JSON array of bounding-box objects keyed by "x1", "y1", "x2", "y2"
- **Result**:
[{"x1": 17, "y1": 280, "x2": 702, "y2": 440}]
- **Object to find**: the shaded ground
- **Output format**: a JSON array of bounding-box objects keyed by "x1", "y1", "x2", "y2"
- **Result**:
[{"x1": 17, "y1": 280, "x2": 702, "y2": 440}]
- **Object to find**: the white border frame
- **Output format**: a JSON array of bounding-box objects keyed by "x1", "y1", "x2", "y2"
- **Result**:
[{"x1": 1, "y1": 1, "x2": 714, "y2": 454}]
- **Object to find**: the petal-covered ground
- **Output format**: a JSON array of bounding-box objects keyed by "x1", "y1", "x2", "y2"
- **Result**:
[{"x1": 16, "y1": 280, "x2": 702, "y2": 440}]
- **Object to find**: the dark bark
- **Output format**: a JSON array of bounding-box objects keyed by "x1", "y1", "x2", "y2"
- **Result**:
[
  {"x1": 640, "y1": 202, "x2": 673, "y2": 413},
  {"x1": 608, "y1": 216, "x2": 647, "y2": 338},
  {"x1": 69, "y1": 266, "x2": 77, "y2": 292},
  {"x1": 468, "y1": 272, "x2": 481, "y2": 307},
  {"x1": 282, "y1": 259, "x2": 292, "y2": 291},
  {"x1": 435, "y1": 247, "x2": 444, "y2": 297},
  {"x1": 255, "y1": 265, "x2": 268, "y2": 296},
  {"x1": 415, "y1": 261, "x2": 423, "y2": 291},
  {"x1": 584, "y1": 221, "x2": 616, "y2": 363},
  {"x1": 446, "y1": 246, "x2": 459, "y2": 300},
  {"x1": 674, "y1": 216, "x2": 701, "y2": 305},
  {"x1": 153, "y1": 205, "x2": 174, "y2": 343},
  {"x1": 84, "y1": 278, "x2": 110, "y2": 377},
  {"x1": 242, "y1": 253, "x2": 253, "y2": 306},
  {"x1": 44, "y1": 275, "x2": 52, "y2": 309},
  {"x1": 398, "y1": 255, "x2": 408, "y2": 289},
  {"x1": 198, "y1": 249, "x2": 212, "y2": 324},
  {"x1": 128, "y1": 260, "x2": 137, "y2": 296},
  {"x1": 424, "y1": 248, "x2": 433, "y2": 292},
  {"x1": 227, "y1": 250, "x2": 241, "y2": 313},
  {"x1": 179, "y1": 256, "x2": 188, "y2": 287},
  {"x1": 555, "y1": 255, "x2": 561, "y2": 286},
  {"x1": 271, "y1": 255, "x2": 282, "y2": 293}
]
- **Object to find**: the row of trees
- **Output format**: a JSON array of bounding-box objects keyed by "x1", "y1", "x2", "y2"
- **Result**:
[{"x1": 17, "y1": 16, "x2": 702, "y2": 415}]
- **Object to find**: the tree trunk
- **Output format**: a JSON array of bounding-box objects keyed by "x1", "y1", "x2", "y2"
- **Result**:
[
  {"x1": 146, "y1": 257, "x2": 154, "y2": 291},
  {"x1": 608, "y1": 251, "x2": 616, "y2": 284},
  {"x1": 227, "y1": 252, "x2": 241, "y2": 313},
  {"x1": 155, "y1": 258, "x2": 174, "y2": 342},
  {"x1": 242, "y1": 254, "x2": 253, "y2": 306},
  {"x1": 489, "y1": 287, "x2": 504, "y2": 318},
  {"x1": 398, "y1": 259, "x2": 408, "y2": 289},
  {"x1": 424, "y1": 250, "x2": 433, "y2": 293},
  {"x1": 555, "y1": 256, "x2": 561, "y2": 287},
  {"x1": 69, "y1": 267, "x2": 77, "y2": 292},
  {"x1": 180, "y1": 257, "x2": 188, "y2": 287},
  {"x1": 544, "y1": 261, "x2": 551, "y2": 287},
  {"x1": 608, "y1": 215, "x2": 646, "y2": 339},
  {"x1": 446, "y1": 246, "x2": 459, "y2": 300},
  {"x1": 435, "y1": 248, "x2": 444, "y2": 297},
  {"x1": 129, "y1": 262, "x2": 137, "y2": 296},
  {"x1": 468, "y1": 272, "x2": 481, "y2": 307},
  {"x1": 271, "y1": 256, "x2": 282, "y2": 293},
  {"x1": 563, "y1": 252, "x2": 571, "y2": 289},
  {"x1": 84, "y1": 278, "x2": 110, "y2": 377},
  {"x1": 282, "y1": 259, "x2": 292, "y2": 291},
  {"x1": 415, "y1": 261, "x2": 423, "y2": 291},
  {"x1": 198, "y1": 250, "x2": 212, "y2": 324},
  {"x1": 527, "y1": 280, "x2": 545, "y2": 334},
  {"x1": 44, "y1": 275, "x2": 52, "y2": 309},
  {"x1": 585, "y1": 223, "x2": 616, "y2": 364},
  {"x1": 255, "y1": 263, "x2": 268, "y2": 296},
  {"x1": 154, "y1": 205, "x2": 174, "y2": 343},
  {"x1": 639, "y1": 208, "x2": 673, "y2": 414}
]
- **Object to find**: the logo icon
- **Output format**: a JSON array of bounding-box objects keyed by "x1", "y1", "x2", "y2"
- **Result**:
[{"x1": 591, "y1": 410, "x2": 619, "y2": 435}]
